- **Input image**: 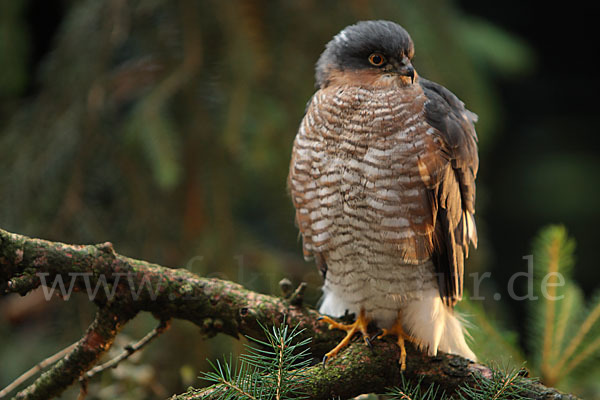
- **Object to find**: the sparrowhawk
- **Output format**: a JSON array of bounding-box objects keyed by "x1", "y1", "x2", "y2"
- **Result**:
[{"x1": 288, "y1": 20, "x2": 478, "y2": 369}]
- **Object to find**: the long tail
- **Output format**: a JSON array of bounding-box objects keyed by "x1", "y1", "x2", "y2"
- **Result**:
[{"x1": 402, "y1": 288, "x2": 476, "y2": 360}]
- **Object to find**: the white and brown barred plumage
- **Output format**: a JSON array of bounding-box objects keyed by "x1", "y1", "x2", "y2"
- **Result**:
[{"x1": 288, "y1": 21, "x2": 478, "y2": 360}]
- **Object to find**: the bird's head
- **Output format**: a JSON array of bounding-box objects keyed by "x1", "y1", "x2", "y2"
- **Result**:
[{"x1": 315, "y1": 20, "x2": 417, "y2": 89}]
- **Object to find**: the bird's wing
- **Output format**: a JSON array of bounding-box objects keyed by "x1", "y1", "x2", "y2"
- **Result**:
[{"x1": 418, "y1": 78, "x2": 479, "y2": 307}]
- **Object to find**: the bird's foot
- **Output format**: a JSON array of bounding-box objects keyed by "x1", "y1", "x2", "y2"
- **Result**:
[
  {"x1": 318, "y1": 309, "x2": 371, "y2": 365},
  {"x1": 377, "y1": 317, "x2": 416, "y2": 371}
]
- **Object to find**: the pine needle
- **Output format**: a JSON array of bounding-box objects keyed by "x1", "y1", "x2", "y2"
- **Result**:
[
  {"x1": 550, "y1": 284, "x2": 580, "y2": 364},
  {"x1": 561, "y1": 334, "x2": 600, "y2": 377},
  {"x1": 555, "y1": 296, "x2": 600, "y2": 374},
  {"x1": 385, "y1": 375, "x2": 448, "y2": 400},
  {"x1": 199, "y1": 319, "x2": 311, "y2": 399},
  {"x1": 458, "y1": 298, "x2": 524, "y2": 365},
  {"x1": 457, "y1": 364, "x2": 535, "y2": 400}
]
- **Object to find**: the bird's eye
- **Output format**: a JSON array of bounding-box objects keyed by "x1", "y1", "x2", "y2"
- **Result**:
[{"x1": 368, "y1": 53, "x2": 386, "y2": 66}]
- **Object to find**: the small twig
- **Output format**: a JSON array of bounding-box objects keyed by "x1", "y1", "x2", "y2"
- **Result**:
[
  {"x1": 81, "y1": 319, "x2": 171, "y2": 381},
  {"x1": 288, "y1": 282, "x2": 307, "y2": 307},
  {"x1": 213, "y1": 378, "x2": 258, "y2": 400},
  {"x1": 276, "y1": 334, "x2": 284, "y2": 400},
  {"x1": 5, "y1": 274, "x2": 41, "y2": 296},
  {"x1": 394, "y1": 392, "x2": 413, "y2": 400},
  {"x1": 541, "y1": 238, "x2": 560, "y2": 381},
  {"x1": 278, "y1": 278, "x2": 293, "y2": 298},
  {"x1": 0, "y1": 343, "x2": 77, "y2": 398}
]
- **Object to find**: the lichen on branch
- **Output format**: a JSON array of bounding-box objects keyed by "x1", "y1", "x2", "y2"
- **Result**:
[{"x1": 0, "y1": 228, "x2": 579, "y2": 400}]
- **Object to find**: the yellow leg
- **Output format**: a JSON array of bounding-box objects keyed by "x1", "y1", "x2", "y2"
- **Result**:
[
  {"x1": 377, "y1": 312, "x2": 416, "y2": 371},
  {"x1": 318, "y1": 309, "x2": 371, "y2": 364}
]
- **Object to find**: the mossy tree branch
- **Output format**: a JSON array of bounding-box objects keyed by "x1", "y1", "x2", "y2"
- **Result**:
[{"x1": 0, "y1": 228, "x2": 579, "y2": 399}]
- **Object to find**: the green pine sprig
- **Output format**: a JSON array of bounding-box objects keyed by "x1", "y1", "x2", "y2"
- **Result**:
[
  {"x1": 385, "y1": 375, "x2": 449, "y2": 399},
  {"x1": 199, "y1": 319, "x2": 312, "y2": 400},
  {"x1": 527, "y1": 225, "x2": 600, "y2": 389},
  {"x1": 456, "y1": 364, "x2": 536, "y2": 400},
  {"x1": 199, "y1": 225, "x2": 598, "y2": 398},
  {"x1": 465, "y1": 224, "x2": 599, "y2": 396}
]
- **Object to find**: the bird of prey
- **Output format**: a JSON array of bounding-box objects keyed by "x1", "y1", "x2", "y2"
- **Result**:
[{"x1": 288, "y1": 20, "x2": 478, "y2": 369}]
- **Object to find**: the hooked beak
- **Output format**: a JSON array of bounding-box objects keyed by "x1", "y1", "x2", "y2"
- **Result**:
[{"x1": 398, "y1": 63, "x2": 415, "y2": 84}]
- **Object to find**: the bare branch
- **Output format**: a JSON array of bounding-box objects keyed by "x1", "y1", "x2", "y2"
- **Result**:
[{"x1": 0, "y1": 228, "x2": 581, "y2": 399}]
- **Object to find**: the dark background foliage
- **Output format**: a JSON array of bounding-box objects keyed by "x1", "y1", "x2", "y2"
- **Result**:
[{"x1": 1, "y1": 0, "x2": 598, "y2": 398}]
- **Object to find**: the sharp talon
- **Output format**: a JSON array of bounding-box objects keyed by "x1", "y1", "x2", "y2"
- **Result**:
[
  {"x1": 371, "y1": 329, "x2": 383, "y2": 342},
  {"x1": 322, "y1": 355, "x2": 328, "y2": 368},
  {"x1": 365, "y1": 336, "x2": 373, "y2": 350},
  {"x1": 318, "y1": 309, "x2": 371, "y2": 365},
  {"x1": 316, "y1": 316, "x2": 324, "y2": 321}
]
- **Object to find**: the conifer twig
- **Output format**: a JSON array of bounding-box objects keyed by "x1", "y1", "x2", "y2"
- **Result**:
[
  {"x1": 214, "y1": 378, "x2": 258, "y2": 400},
  {"x1": 541, "y1": 236, "x2": 560, "y2": 377},
  {"x1": 276, "y1": 335, "x2": 284, "y2": 400},
  {"x1": 561, "y1": 334, "x2": 600, "y2": 377},
  {"x1": 554, "y1": 299, "x2": 600, "y2": 373},
  {"x1": 551, "y1": 285, "x2": 576, "y2": 364}
]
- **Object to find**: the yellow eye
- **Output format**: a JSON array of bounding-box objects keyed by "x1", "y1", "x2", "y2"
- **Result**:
[{"x1": 368, "y1": 53, "x2": 386, "y2": 66}]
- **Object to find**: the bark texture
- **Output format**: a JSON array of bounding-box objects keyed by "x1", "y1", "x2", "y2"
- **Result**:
[{"x1": 0, "y1": 228, "x2": 579, "y2": 400}]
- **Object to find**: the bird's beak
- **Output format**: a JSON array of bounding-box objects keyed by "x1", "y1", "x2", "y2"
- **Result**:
[{"x1": 398, "y1": 64, "x2": 415, "y2": 84}]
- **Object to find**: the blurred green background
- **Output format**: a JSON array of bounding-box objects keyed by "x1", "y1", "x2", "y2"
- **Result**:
[{"x1": 1, "y1": 0, "x2": 598, "y2": 398}]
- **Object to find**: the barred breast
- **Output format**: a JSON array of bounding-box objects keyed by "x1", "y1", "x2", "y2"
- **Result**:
[{"x1": 289, "y1": 83, "x2": 440, "y2": 325}]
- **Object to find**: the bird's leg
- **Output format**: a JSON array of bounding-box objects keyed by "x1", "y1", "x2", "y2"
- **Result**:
[
  {"x1": 318, "y1": 308, "x2": 371, "y2": 364},
  {"x1": 377, "y1": 311, "x2": 417, "y2": 371}
]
